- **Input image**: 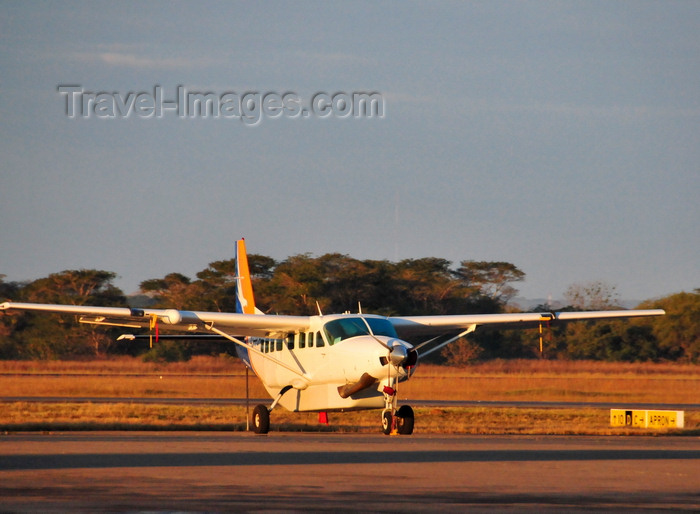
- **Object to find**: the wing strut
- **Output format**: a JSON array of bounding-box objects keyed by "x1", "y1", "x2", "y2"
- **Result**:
[
  {"x1": 417, "y1": 325, "x2": 477, "y2": 358},
  {"x1": 204, "y1": 322, "x2": 310, "y2": 382}
]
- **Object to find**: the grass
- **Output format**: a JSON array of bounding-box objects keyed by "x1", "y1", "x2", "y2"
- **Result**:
[
  {"x1": 1, "y1": 357, "x2": 698, "y2": 434},
  {"x1": 2, "y1": 403, "x2": 698, "y2": 435},
  {"x1": 0, "y1": 355, "x2": 240, "y2": 375},
  {"x1": 401, "y1": 362, "x2": 700, "y2": 404}
]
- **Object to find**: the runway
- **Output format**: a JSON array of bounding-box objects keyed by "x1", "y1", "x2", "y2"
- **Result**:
[{"x1": 1, "y1": 432, "x2": 698, "y2": 512}]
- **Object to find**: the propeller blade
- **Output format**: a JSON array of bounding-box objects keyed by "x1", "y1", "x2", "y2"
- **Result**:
[{"x1": 368, "y1": 332, "x2": 391, "y2": 351}]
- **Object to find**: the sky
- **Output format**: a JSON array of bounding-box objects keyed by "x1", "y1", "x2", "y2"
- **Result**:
[{"x1": 1, "y1": 1, "x2": 698, "y2": 305}]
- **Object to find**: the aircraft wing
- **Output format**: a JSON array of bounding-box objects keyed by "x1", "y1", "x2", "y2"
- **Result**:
[
  {"x1": 389, "y1": 309, "x2": 665, "y2": 339},
  {"x1": 0, "y1": 301, "x2": 310, "y2": 337},
  {"x1": 1, "y1": 302, "x2": 665, "y2": 340}
]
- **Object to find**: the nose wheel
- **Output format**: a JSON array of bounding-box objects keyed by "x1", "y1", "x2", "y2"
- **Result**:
[
  {"x1": 381, "y1": 410, "x2": 393, "y2": 435},
  {"x1": 381, "y1": 405, "x2": 414, "y2": 435},
  {"x1": 381, "y1": 385, "x2": 414, "y2": 435}
]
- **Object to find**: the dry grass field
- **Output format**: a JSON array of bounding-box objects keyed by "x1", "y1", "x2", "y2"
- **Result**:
[{"x1": 1, "y1": 357, "x2": 698, "y2": 434}]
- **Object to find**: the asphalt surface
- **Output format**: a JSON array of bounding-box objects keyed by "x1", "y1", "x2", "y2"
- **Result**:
[{"x1": 1, "y1": 432, "x2": 698, "y2": 512}]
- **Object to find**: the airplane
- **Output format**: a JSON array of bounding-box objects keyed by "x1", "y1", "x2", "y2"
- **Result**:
[{"x1": 0, "y1": 239, "x2": 665, "y2": 435}]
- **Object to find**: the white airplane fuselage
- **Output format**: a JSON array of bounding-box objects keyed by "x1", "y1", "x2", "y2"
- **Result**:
[{"x1": 246, "y1": 314, "x2": 413, "y2": 412}]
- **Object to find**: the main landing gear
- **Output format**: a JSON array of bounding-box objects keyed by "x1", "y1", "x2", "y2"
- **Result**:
[
  {"x1": 251, "y1": 404, "x2": 270, "y2": 434},
  {"x1": 381, "y1": 385, "x2": 414, "y2": 435},
  {"x1": 251, "y1": 385, "x2": 293, "y2": 434}
]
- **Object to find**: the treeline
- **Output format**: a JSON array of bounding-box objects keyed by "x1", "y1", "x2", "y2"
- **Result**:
[{"x1": 1, "y1": 253, "x2": 698, "y2": 363}]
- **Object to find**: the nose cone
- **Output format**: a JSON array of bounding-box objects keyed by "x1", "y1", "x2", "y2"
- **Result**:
[{"x1": 389, "y1": 343, "x2": 408, "y2": 367}]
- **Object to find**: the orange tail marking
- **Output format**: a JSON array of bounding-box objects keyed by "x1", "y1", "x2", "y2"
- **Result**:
[{"x1": 236, "y1": 238, "x2": 256, "y2": 315}]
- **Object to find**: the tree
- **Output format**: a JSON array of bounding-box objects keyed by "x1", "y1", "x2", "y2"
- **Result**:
[
  {"x1": 0, "y1": 275, "x2": 23, "y2": 358},
  {"x1": 9, "y1": 270, "x2": 126, "y2": 357},
  {"x1": 563, "y1": 280, "x2": 620, "y2": 310},
  {"x1": 441, "y1": 337, "x2": 483, "y2": 366},
  {"x1": 255, "y1": 253, "x2": 326, "y2": 314},
  {"x1": 22, "y1": 270, "x2": 124, "y2": 306},
  {"x1": 194, "y1": 260, "x2": 240, "y2": 313},
  {"x1": 140, "y1": 273, "x2": 189, "y2": 303},
  {"x1": 9, "y1": 252, "x2": 690, "y2": 363},
  {"x1": 638, "y1": 291, "x2": 700, "y2": 363},
  {"x1": 456, "y1": 261, "x2": 525, "y2": 305},
  {"x1": 391, "y1": 257, "x2": 460, "y2": 315},
  {"x1": 316, "y1": 254, "x2": 372, "y2": 313},
  {"x1": 562, "y1": 319, "x2": 659, "y2": 362}
]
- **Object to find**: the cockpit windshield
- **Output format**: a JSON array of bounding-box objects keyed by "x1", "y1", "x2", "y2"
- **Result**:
[
  {"x1": 323, "y1": 316, "x2": 398, "y2": 345},
  {"x1": 364, "y1": 317, "x2": 398, "y2": 338}
]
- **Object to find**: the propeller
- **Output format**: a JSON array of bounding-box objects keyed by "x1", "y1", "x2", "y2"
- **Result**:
[
  {"x1": 371, "y1": 334, "x2": 417, "y2": 369},
  {"x1": 388, "y1": 342, "x2": 408, "y2": 367}
]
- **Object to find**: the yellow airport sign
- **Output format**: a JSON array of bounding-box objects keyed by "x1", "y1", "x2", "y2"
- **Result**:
[{"x1": 611, "y1": 409, "x2": 684, "y2": 428}]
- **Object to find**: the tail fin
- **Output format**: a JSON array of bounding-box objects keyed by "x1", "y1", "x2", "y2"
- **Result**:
[
  {"x1": 234, "y1": 239, "x2": 258, "y2": 369},
  {"x1": 235, "y1": 238, "x2": 259, "y2": 315}
]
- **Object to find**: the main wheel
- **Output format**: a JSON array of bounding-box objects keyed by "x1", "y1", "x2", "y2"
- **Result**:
[
  {"x1": 251, "y1": 404, "x2": 270, "y2": 434},
  {"x1": 381, "y1": 410, "x2": 393, "y2": 435},
  {"x1": 396, "y1": 405, "x2": 414, "y2": 435}
]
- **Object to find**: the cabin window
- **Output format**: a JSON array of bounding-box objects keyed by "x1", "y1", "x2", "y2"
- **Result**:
[
  {"x1": 315, "y1": 331, "x2": 324, "y2": 347},
  {"x1": 298, "y1": 332, "x2": 306, "y2": 349},
  {"x1": 286, "y1": 333, "x2": 294, "y2": 350},
  {"x1": 307, "y1": 332, "x2": 314, "y2": 348},
  {"x1": 276, "y1": 339, "x2": 283, "y2": 352}
]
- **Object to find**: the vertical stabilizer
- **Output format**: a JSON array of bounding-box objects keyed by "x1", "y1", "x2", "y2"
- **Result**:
[
  {"x1": 235, "y1": 238, "x2": 257, "y2": 315},
  {"x1": 234, "y1": 238, "x2": 257, "y2": 368}
]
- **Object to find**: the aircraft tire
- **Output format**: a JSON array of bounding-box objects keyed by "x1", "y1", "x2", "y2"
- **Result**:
[
  {"x1": 381, "y1": 410, "x2": 392, "y2": 435},
  {"x1": 252, "y1": 404, "x2": 270, "y2": 434},
  {"x1": 396, "y1": 405, "x2": 414, "y2": 435}
]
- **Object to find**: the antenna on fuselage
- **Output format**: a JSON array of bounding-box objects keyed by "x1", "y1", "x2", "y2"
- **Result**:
[
  {"x1": 358, "y1": 302, "x2": 363, "y2": 314},
  {"x1": 316, "y1": 301, "x2": 323, "y2": 316}
]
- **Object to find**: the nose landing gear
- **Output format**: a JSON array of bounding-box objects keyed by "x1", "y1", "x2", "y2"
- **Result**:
[{"x1": 381, "y1": 385, "x2": 414, "y2": 435}]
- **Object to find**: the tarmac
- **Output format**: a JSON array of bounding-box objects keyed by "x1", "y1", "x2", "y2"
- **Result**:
[{"x1": 1, "y1": 431, "x2": 698, "y2": 512}]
